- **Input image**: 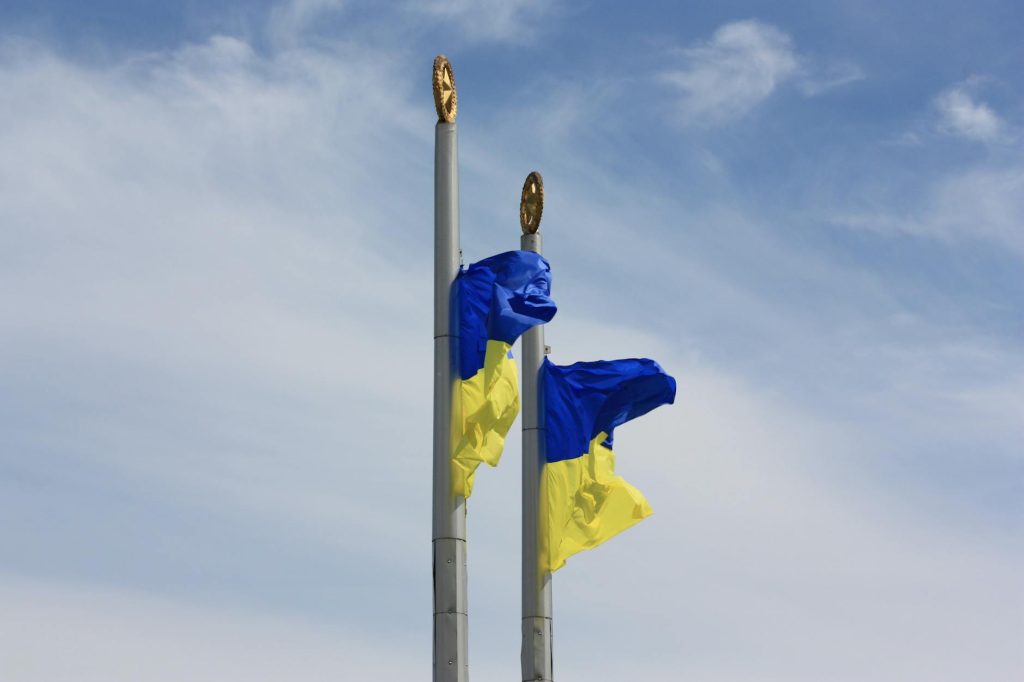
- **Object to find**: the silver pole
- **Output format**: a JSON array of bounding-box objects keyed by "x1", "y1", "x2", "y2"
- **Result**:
[
  {"x1": 521, "y1": 224, "x2": 553, "y2": 681},
  {"x1": 433, "y1": 114, "x2": 468, "y2": 679}
]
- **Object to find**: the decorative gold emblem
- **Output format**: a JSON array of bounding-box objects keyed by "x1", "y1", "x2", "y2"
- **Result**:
[
  {"x1": 520, "y1": 171, "x2": 544, "y2": 234},
  {"x1": 433, "y1": 55, "x2": 457, "y2": 123}
]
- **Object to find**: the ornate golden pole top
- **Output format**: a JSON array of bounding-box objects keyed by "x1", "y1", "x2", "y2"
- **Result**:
[
  {"x1": 432, "y1": 55, "x2": 457, "y2": 123},
  {"x1": 520, "y1": 171, "x2": 544, "y2": 234}
]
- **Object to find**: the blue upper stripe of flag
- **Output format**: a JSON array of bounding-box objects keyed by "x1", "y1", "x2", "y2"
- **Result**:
[
  {"x1": 456, "y1": 250, "x2": 556, "y2": 380},
  {"x1": 543, "y1": 358, "x2": 677, "y2": 462}
]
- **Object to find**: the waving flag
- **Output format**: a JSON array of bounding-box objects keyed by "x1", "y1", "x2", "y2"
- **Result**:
[
  {"x1": 540, "y1": 358, "x2": 676, "y2": 571},
  {"x1": 452, "y1": 251, "x2": 556, "y2": 498}
]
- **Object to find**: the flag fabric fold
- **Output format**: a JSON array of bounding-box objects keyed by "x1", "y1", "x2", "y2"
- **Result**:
[
  {"x1": 540, "y1": 358, "x2": 676, "y2": 572},
  {"x1": 451, "y1": 250, "x2": 556, "y2": 498}
]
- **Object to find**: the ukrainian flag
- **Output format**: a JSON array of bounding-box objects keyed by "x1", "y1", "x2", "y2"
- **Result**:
[
  {"x1": 452, "y1": 251, "x2": 556, "y2": 498},
  {"x1": 540, "y1": 358, "x2": 676, "y2": 572}
]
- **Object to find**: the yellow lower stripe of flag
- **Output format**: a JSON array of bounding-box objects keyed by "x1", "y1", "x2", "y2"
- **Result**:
[
  {"x1": 451, "y1": 340, "x2": 519, "y2": 498},
  {"x1": 540, "y1": 432, "x2": 652, "y2": 572}
]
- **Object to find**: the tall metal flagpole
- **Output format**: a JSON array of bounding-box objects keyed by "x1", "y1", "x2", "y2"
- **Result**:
[
  {"x1": 520, "y1": 172, "x2": 554, "y2": 682},
  {"x1": 432, "y1": 55, "x2": 468, "y2": 682}
]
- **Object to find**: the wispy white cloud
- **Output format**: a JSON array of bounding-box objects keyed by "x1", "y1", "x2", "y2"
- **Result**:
[
  {"x1": 798, "y1": 59, "x2": 865, "y2": 95},
  {"x1": 0, "y1": 576, "x2": 422, "y2": 681},
  {"x1": 661, "y1": 20, "x2": 799, "y2": 125},
  {"x1": 835, "y1": 165, "x2": 1024, "y2": 256},
  {"x1": 403, "y1": 0, "x2": 553, "y2": 43},
  {"x1": 927, "y1": 165, "x2": 1024, "y2": 252},
  {"x1": 934, "y1": 80, "x2": 1004, "y2": 141},
  {"x1": 267, "y1": 0, "x2": 346, "y2": 47},
  {"x1": 0, "y1": 30, "x2": 434, "y2": 562},
  {"x1": 660, "y1": 20, "x2": 863, "y2": 126}
]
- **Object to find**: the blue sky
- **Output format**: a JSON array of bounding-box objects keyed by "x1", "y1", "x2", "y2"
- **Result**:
[{"x1": 1, "y1": 1, "x2": 1021, "y2": 680}]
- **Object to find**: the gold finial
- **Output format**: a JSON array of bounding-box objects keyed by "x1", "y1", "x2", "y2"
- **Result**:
[
  {"x1": 433, "y1": 55, "x2": 457, "y2": 123},
  {"x1": 520, "y1": 171, "x2": 544, "y2": 234}
]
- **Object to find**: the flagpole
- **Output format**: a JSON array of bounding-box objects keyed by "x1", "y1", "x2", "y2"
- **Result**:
[
  {"x1": 432, "y1": 55, "x2": 468, "y2": 682},
  {"x1": 520, "y1": 172, "x2": 554, "y2": 682}
]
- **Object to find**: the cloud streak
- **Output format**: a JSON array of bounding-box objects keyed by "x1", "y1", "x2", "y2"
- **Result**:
[
  {"x1": 660, "y1": 20, "x2": 863, "y2": 126},
  {"x1": 403, "y1": 0, "x2": 554, "y2": 43},
  {"x1": 934, "y1": 79, "x2": 1004, "y2": 141},
  {"x1": 661, "y1": 20, "x2": 799, "y2": 124},
  {"x1": 0, "y1": 576, "x2": 423, "y2": 682}
]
